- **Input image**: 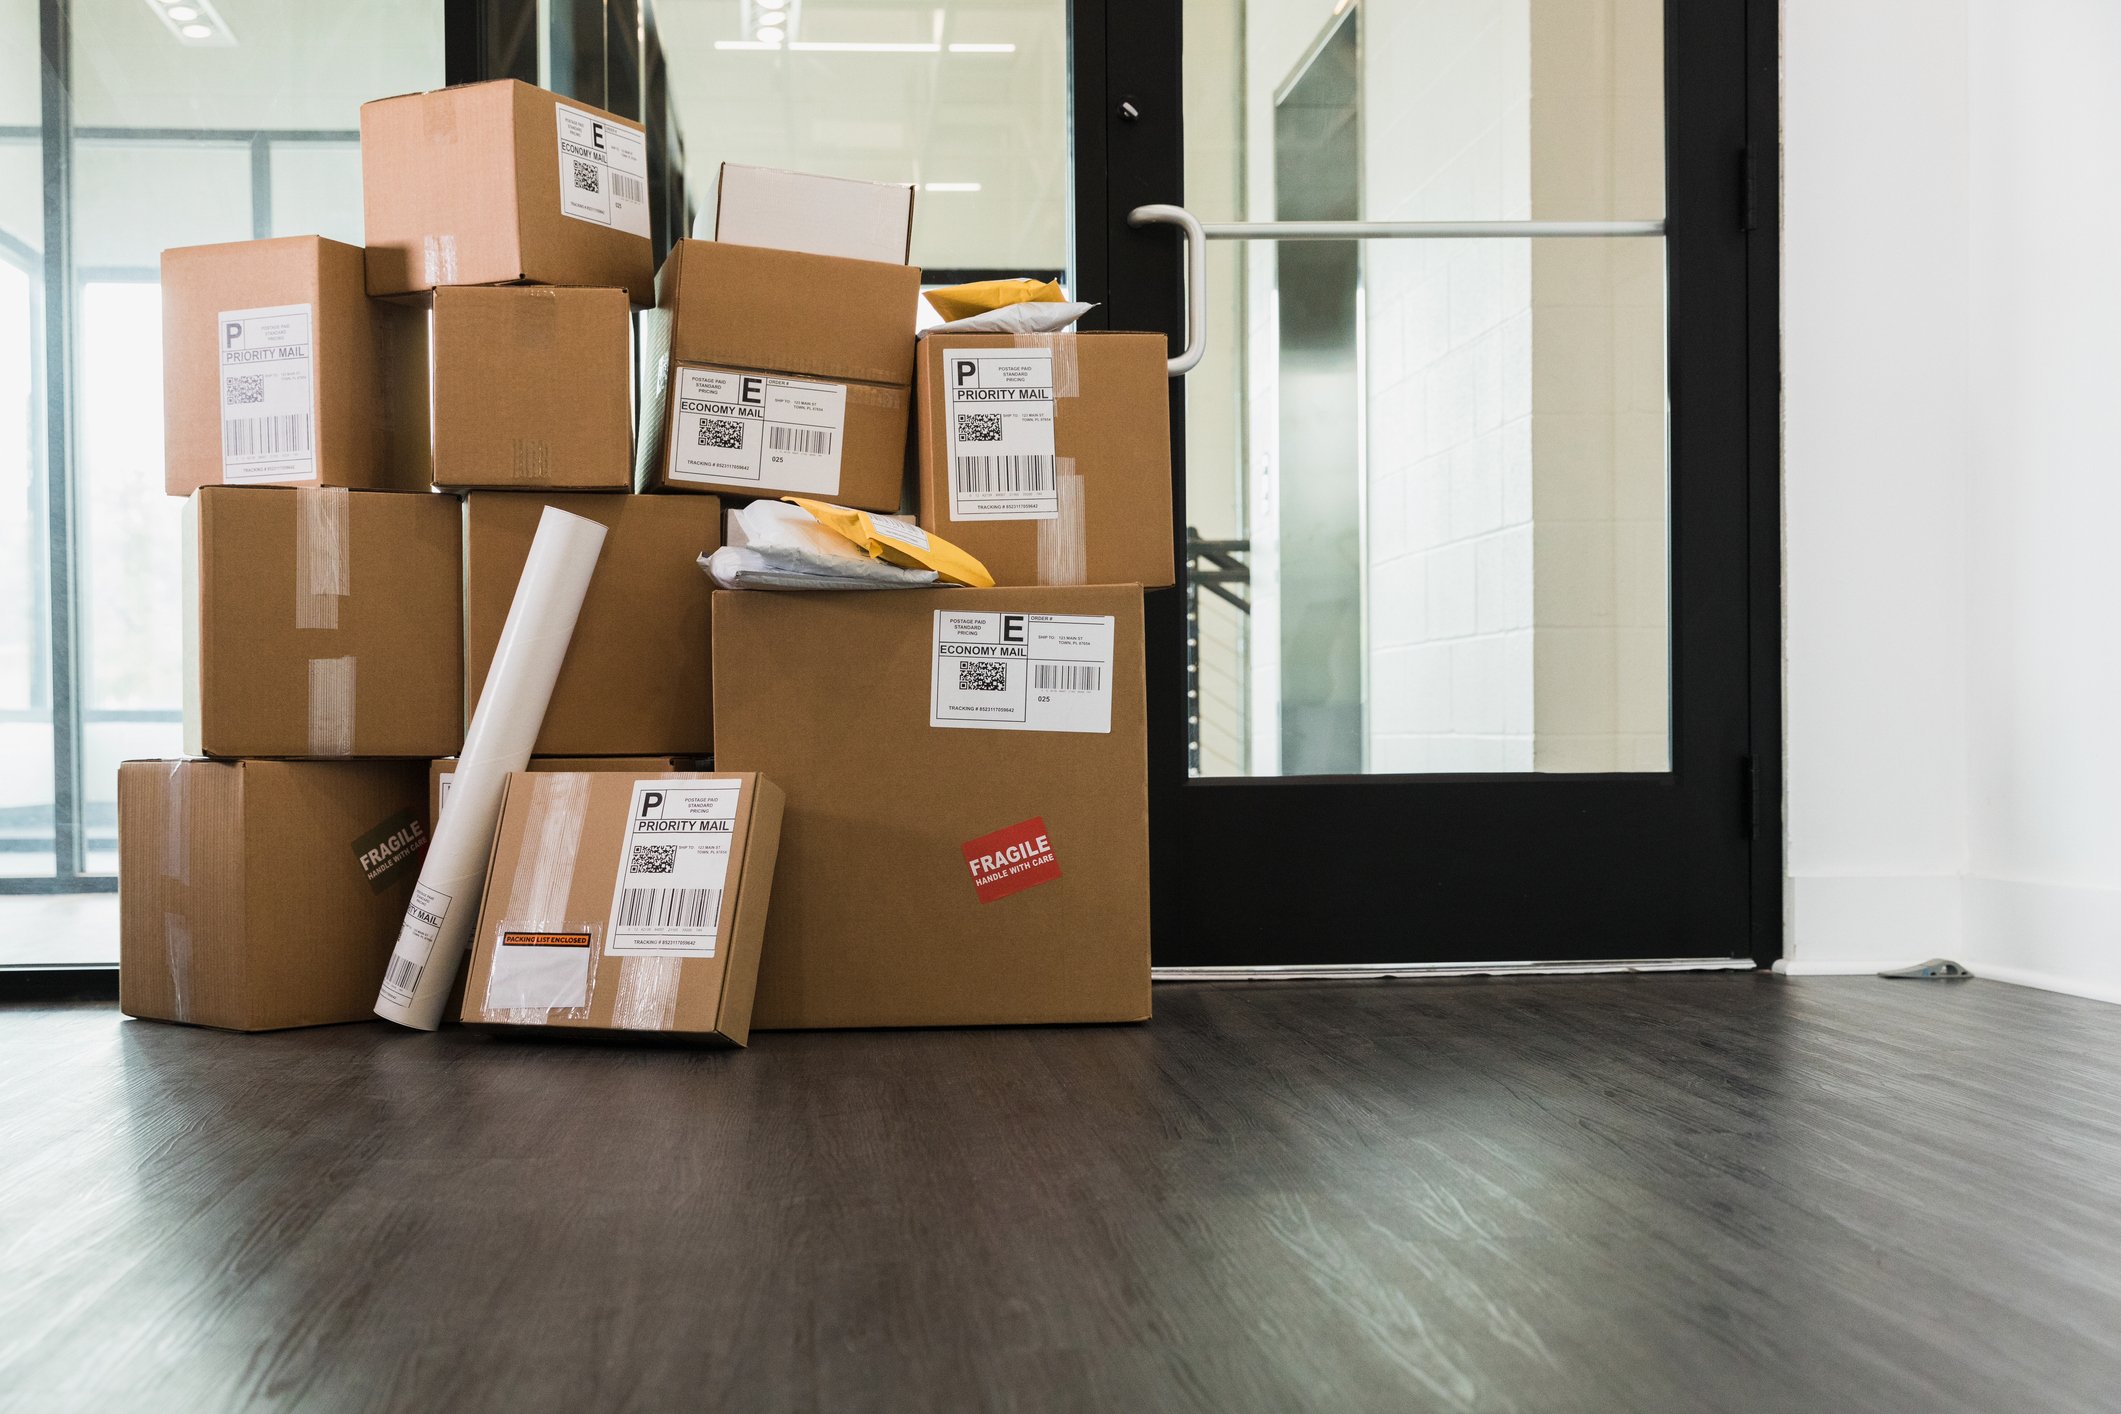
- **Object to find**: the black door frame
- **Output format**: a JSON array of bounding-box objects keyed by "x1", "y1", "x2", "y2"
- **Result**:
[{"x1": 1074, "y1": 0, "x2": 1783, "y2": 969}]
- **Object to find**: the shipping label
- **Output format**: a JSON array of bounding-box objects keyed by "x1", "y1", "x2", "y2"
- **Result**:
[
  {"x1": 962, "y1": 817, "x2": 1062, "y2": 903},
  {"x1": 487, "y1": 925, "x2": 595, "y2": 1012},
  {"x1": 929, "y1": 611, "x2": 1115, "y2": 734},
  {"x1": 379, "y1": 881, "x2": 451, "y2": 1005},
  {"x1": 555, "y1": 102, "x2": 650, "y2": 238},
  {"x1": 668, "y1": 367, "x2": 847, "y2": 496},
  {"x1": 218, "y1": 303, "x2": 316, "y2": 485},
  {"x1": 943, "y1": 348, "x2": 1059, "y2": 521},
  {"x1": 604, "y1": 780, "x2": 742, "y2": 957}
]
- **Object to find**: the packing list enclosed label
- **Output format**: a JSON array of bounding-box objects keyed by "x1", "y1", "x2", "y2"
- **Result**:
[
  {"x1": 604, "y1": 780, "x2": 741, "y2": 957},
  {"x1": 218, "y1": 304, "x2": 316, "y2": 485},
  {"x1": 555, "y1": 102, "x2": 650, "y2": 239},
  {"x1": 930, "y1": 610, "x2": 1115, "y2": 734},
  {"x1": 943, "y1": 348, "x2": 1059, "y2": 521},
  {"x1": 668, "y1": 367, "x2": 848, "y2": 495}
]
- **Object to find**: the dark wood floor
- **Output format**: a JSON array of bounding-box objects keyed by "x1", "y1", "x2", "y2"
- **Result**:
[{"x1": 4, "y1": 975, "x2": 2120, "y2": 1413}]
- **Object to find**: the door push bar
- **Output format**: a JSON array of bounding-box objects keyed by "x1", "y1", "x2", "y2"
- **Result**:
[{"x1": 1125, "y1": 204, "x2": 1668, "y2": 378}]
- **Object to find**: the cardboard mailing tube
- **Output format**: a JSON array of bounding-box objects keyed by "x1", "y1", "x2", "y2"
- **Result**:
[{"x1": 374, "y1": 506, "x2": 608, "y2": 1031}]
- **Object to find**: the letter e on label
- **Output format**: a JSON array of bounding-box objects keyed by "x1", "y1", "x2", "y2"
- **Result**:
[{"x1": 960, "y1": 816, "x2": 1062, "y2": 904}]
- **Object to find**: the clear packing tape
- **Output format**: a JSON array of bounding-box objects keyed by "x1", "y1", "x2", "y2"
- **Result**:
[
  {"x1": 374, "y1": 506, "x2": 608, "y2": 1031},
  {"x1": 1008, "y1": 333, "x2": 1087, "y2": 587},
  {"x1": 295, "y1": 488, "x2": 357, "y2": 755}
]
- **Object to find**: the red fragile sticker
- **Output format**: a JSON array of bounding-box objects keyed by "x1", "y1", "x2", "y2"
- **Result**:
[{"x1": 962, "y1": 817, "x2": 1062, "y2": 903}]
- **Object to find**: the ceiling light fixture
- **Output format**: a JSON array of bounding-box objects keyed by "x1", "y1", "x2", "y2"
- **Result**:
[
  {"x1": 167, "y1": 4, "x2": 197, "y2": 17},
  {"x1": 180, "y1": 22, "x2": 210, "y2": 36},
  {"x1": 141, "y1": 0, "x2": 235, "y2": 45}
]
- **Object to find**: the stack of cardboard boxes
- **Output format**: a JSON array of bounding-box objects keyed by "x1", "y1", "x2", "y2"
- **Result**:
[{"x1": 119, "y1": 77, "x2": 1174, "y2": 1044}]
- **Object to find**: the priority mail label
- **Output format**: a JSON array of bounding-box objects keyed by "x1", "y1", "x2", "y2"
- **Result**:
[
  {"x1": 218, "y1": 304, "x2": 316, "y2": 485},
  {"x1": 555, "y1": 102, "x2": 650, "y2": 238},
  {"x1": 962, "y1": 817, "x2": 1061, "y2": 903},
  {"x1": 605, "y1": 780, "x2": 741, "y2": 957},
  {"x1": 944, "y1": 348, "x2": 1058, "y2": 521},
  {"x1": 930, "y1": 610, "x2": 1115, "y2": 734},
  {"x1": 380, "y1": 881, "x2": 451, "y2": 1005},
  {"x1": 668, "y1": 367, "x2": 847, "y2": 496}
]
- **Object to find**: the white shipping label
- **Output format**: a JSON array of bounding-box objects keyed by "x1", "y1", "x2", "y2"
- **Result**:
[
  {"x1": 436, "y1": 772, "x2": 454, "y2": 813},
  {"x1": 930, "y1": 611, "x2": 1116, "y2": 734},
  {"x1": 380, "y1": 881, "x2": 452, "y2": 1004},
  {"x1": 555, "y1": 102, "x2": 650, "y2": 239},
  {"x1": 943, "y1": 348, "x2": 1059, "y2": 521},
  {"x1": 668, "y1": 367, "x2": 847, "y2": 496},
  {"x1": 604, "y1": 780, "x2": 742, "y2": 957},
  {"x1": 487, "y1": 925, "x2": 595, "y2": 1012},
  {"x1": 866, "y1": 515, "x2": 931, "y2": 551},
  {"x1": 218, "y1": 303, "x2": 316, "y2": 485}
]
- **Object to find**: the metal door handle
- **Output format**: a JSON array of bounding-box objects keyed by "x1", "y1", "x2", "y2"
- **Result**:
[{"x1": 1127, "y1": 204, "x2": 1207, "y2": 377}]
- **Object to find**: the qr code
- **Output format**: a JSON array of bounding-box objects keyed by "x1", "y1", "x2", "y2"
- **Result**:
[
  {"x1": 629, "y1": 845, "x2": 676, "y2": 874},
  {"x1": 957, "y1": 413, "x2": 1005, "y2": 443},
  {"x1": 572, "y1": 160, "x2": 601, "y2": 194},
  {"x1": 958, "y1": 660, "x2": 1009, "y2": 692},
  {"x1": 697, "y1": 418, "x2": 746, "y2": 450},
  {"x1": 224, "y1": 375, "x2": 265, "y2": 406}
]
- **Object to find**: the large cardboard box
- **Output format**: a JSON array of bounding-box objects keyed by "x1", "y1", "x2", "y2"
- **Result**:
[
  {"x1": 360, "y1": 80, "x2": 654, "y2": 304},
  {"x1": 183, "y1": 487, "x2": 463, "y2": 759},
  {"x1": 915, "y1": 333, "x2": 1175, "y2": 588},
  {"x1": 430, "y1": 285, "x2": 633, "y2": 490},
  {"x1": 161, "y1": 236, "x2": 429, "y2": 497},
  {"x1": 713, "y1": 162, "x2": 914, "y2": 264},
  {"x1": 635, "y1": 240, "x2": 919, "y2": 511},
  {"x1": 712, "y1": 585, "x2": 1151, "y2": 1028},
  {"x1": 429, "y1": 755, "x2": 709, "y2": 825},
  {"x1": 119, "y1": 758, "x2": 430, "y2": 1030},
  {"x1": 461, "y1": 771, "x2": 784, "y2": 1044},
  {"x1": 465, "y1": 492, "x2": 719, "y2": 755}
]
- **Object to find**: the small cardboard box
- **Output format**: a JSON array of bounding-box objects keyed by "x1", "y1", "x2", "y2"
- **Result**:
[
  {"x1": 916, "y1": 333, "x2": 1175, "y2": 588},
  {"x1": 465, "y1": 492, "x2": 720, "y2": 755},
  {"x1": 714, "y1": 162, "x2": 914, "y2": 265},
  {"x1": 635, "y1": 239, "x2": 919, "y2": 511},
  {"x1": 429, "y1": 755, "x2": 710, "y2": 825},
  {"x1": 360, "y1": 80, "x2": 654, "y2": 304},
  {"x1": 461, "y1": 771, "x2": 784, "y2": 1044},
  {"x1": 183, "y1": 487, "x2": 463, "y2": 759},
  {"x1": 431, "y1": 285, "x2": 633, "y2": 490},
  {"x1": 119, "y1": 758, "x2": 430, "y2": 1031},
  {"x1": 711, "y1": 585, "x2": 1151, "y2": 1029},
  {"x1": 161, "y1": 236, "x2": 430, "y2": 497}
]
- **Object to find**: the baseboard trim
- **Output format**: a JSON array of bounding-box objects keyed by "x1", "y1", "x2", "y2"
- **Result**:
[
  {"x1": 1951, "y1": 962, "x2": 2121, "y2": 1007},
  {"x1": 1770, "y1": 958, "x2": 1900, "y2": 977},
  {"x1": 1155, "y1": 959, "x2": 1757, "y2": 982}
]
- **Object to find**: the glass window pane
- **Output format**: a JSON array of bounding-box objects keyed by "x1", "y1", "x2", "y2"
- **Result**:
[
  {"x1": 0, "y1": 252, "x2": 53, "y2": 877},
  {"x1": 269, "y1": 142, "x2": 365, "y2": 247}
]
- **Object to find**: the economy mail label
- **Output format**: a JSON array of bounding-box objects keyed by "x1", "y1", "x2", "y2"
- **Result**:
[
  {"x1": 218, "y1": 303, "x2": 316, "y2": 485},
  {"x1": 604, "y1": 780, "x2": 741, "y2": 957},
  {"x1": 555, "y1": 102, "x2": 650, "y2": 238},
  {"x1": 930, "y1": 610, "x2": 1115, "y2": 734},
  {"x1": 943, "y1": 348, "x2": 1058, "y2": 521},
  {"x1": 668, "y1": 367, "x2": 848, "y2": 496}
]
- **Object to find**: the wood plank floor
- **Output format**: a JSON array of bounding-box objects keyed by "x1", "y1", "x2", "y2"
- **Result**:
[{"x1": 4, "y1": 975, "x2": 2119, "y2": 1413}]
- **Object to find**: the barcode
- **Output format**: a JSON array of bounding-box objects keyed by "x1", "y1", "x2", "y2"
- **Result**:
[
  {"x1": 384, "y1": 954, "x2": 423, "y2": 996},
  {"x1": 1032, "y1": 664, "x2": 1102, "y2": 693},
  {"x1": 615, "y1": 887, "x2": 722, "y2": 931},
  {"x1": 612, "y1": 172, "x2": 645, "y2": 204},
  {"x1": 766, "y1": 425, "x2": 835, "y2": 456},
  {"x1": 953, "y1": 455, "x2": 1056, "y2": 496},
  {"x1": 225, "y1": 414, "x2": 312, "y2": 459}
]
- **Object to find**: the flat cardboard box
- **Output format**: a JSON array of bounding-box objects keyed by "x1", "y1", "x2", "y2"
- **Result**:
[
  {"x1": 461, "y1": 771, "x2": 784, "y2": 1044},
  {"x1": 465, "y1": 492, "x2": 720, "y2": 755},
  {"x1": 712, "y1": 585, "x2": 1151, "y2": 1028},
  {"x1": 361, "y1": 80, "x2": 654, "y2": 304},
  {"x1": 119, "y1": 758, "x2": 430, "y2": 1031},
  {"x1": 161, "y1": 236, "x2": 430, "y2": 497},
  {"x1": 183, "y1": 487, "x2": 463, "y2": 759},
  {"x1": 431, "y1": 285, "x2": 633, "y2": 490},
  {"x1": 429, "y1": 755, "x2": 709, "y2": 826},
  {"x1": 714, "y1": 162, "x2": 914, "y2": 265},
  {"x1": 916, "y1": 333, "x2": 1175, "y2": 588},
  {"x1": 634, "y1": 240, "x2": 919, "y2": 511}
]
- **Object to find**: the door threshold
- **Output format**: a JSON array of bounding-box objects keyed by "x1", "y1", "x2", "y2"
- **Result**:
[{"x1": 1152, "y1": 958, "x2": 1758, "y2": 982}]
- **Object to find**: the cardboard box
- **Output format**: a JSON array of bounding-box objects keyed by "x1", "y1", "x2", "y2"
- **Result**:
[
  {"x1": 360, "y1": 80, "x2": 654, "y2": 304},
  {"x1": 161, "y1": 236, "x2": 430, "y2": 497},
  {"x1": 916, "y1": 333, "x2": 1175, "y2": 588},
  {"x1": 465, "y1": 492, "x2": 720, "y2": 755},
  {"x1": 429, "y1": 755, "x2": 709, "y2": 825},
  {"x1": 460, "y1": 771, "x2": 784, "y2": 1044},
  {"x1": 119, "y1": 758, "x2": 430, "y2": 1030},
  {"x1": 714, "y1": 162, "x2": 914, "y2": 265},
  {"x1": 635, "y1": 239, "x2": 919, "y2": 511},
  {"x1": 712, "y1": 585, "x2": 1151, "y2": 1029},
  {"x1": 430, "y1": 285, "x2": 633, "y2": 490},
  {"x1": 183, "y1": 487, "x2": 463, "y2": 758}
]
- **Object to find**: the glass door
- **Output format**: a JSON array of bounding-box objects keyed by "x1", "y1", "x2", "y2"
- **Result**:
[{"x1": 1085, "y1": 0, "x2": 1776, "y2": 970}]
